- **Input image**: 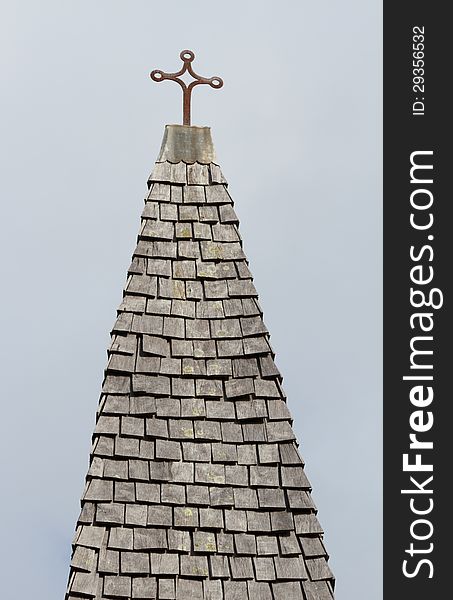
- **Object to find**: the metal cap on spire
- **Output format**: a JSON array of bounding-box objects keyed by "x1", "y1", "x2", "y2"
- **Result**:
[{"x1": 151, "y1": 50, "x2": 224, "y2": 126}]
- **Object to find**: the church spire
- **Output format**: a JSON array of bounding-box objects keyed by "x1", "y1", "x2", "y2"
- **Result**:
[{"x1": 63, "y1": 53, "x2": 335, "y2": 600}]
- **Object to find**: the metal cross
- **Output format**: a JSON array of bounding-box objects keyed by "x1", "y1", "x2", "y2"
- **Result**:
[{"x1": 150, "y1": 50, "x2": 224, "y2": 126}]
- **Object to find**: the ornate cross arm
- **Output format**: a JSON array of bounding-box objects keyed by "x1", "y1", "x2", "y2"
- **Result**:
[{"x1": 150, "y1": 50, "x2": 224, "y2": 126}]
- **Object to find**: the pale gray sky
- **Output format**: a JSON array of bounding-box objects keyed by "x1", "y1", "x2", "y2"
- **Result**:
[{"x1": 0, "y1": 1, "x2": 382, "y2": 598}]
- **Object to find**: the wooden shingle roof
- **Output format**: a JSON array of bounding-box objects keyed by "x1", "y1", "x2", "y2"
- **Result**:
[{"x1": 64, "y1": 125, "x2": 335, "y2": 600}]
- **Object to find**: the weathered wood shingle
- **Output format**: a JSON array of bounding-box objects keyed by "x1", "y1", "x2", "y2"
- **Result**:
[{"x1": 64, "y1": 128, "x2": 334, "y2": 600}]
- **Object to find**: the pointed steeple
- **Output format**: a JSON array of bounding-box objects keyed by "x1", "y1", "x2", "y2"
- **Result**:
[{"x1": 64, "y1": 59, "x2": 334, "y2": 600}]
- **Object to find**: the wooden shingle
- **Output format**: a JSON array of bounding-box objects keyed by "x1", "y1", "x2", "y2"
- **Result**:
[{"x1": 63, "y1": 130, "x2": 334, "y2": 600}]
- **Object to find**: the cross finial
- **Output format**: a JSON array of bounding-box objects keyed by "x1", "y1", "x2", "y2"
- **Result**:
[{"x1": 151, "y1": 50, "x2": 224, "y2": 126}]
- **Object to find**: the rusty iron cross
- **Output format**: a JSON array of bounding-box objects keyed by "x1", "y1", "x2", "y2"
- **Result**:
[{"x1": 150, "y1": 50, "x2": 223, "y2": 126}]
